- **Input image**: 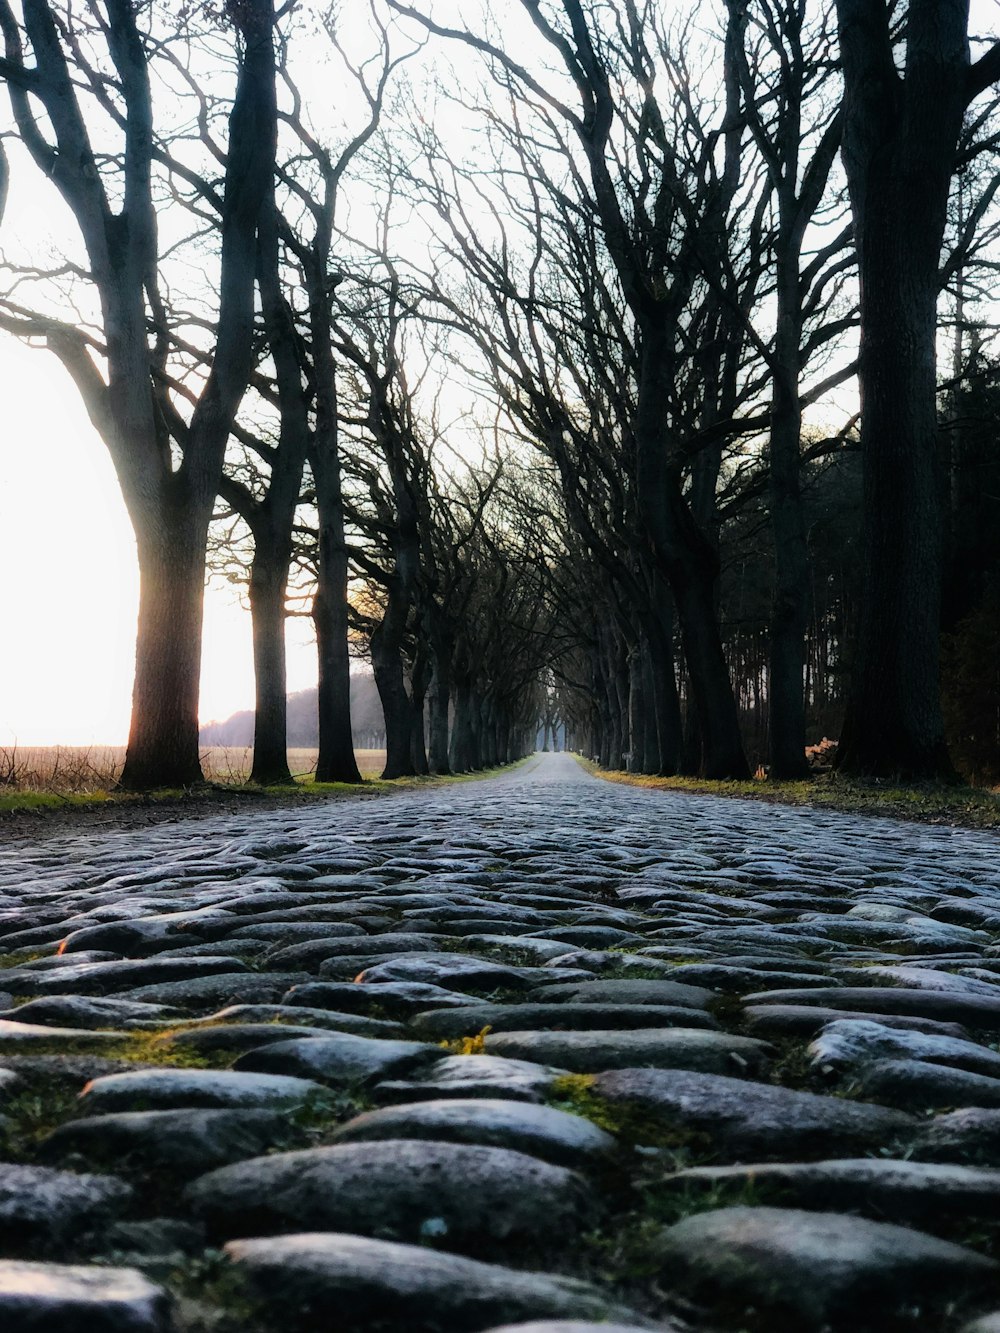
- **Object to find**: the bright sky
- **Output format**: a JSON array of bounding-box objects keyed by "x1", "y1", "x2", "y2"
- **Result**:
[{"x1": 0, "y1": 339, "x2": 320, "y2": 745}]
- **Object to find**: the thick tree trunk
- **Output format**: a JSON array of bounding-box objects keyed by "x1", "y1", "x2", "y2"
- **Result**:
[
  {"x1": 627, "y1": 645, "x2": 644, "y2": 773},
  {"x1": 832, "y1": 0, "x2": 973, "y2": 780},
  {"x1": 468, "y1": 691, "x2": 484, "y2": 769},
  {"x1": 371, "y1": 596, "x2": 414, "y2": 779},
  {"x1": 680, "y1": 674, "x2": 701, "y2": 777},
  {"x1": 428, "y1": 653, "x2": 452, "y2": 774},
  {"x1": 645, "y1": 593, "x2": 682, "y2": 775},
  {"x1": 768, "y1": 252, "x2": 811, "y2": 780},
  {"x1": 673, "y1": 567, "x2": 749, "y2": 779},
  {"x1": 498, "y1": 714, "x2": 512, "y2": 764},
  {"x1": 313, "y1": 589, "x2": 361, "y2": 784},
  {"x1": 410, "y1": 698, "x2": 429, "y2": 775},
  {"x1": 312, "y1": 445, "x2": 362, "y2": 784},
  {"x1": 409, "y1": 647, "x2": 431, "y2": 776},
  {"x1": 836, "y1": 224, "x2": 951, "y2": 776},
  {"x1": 635, "y1": 329, "x2": 749, "y2": 780},
  {"x1": 480, "y1": 697, "x2": 498, "y2": 768},
  {"x1": 120, "y1": 523, "x2": 206, "y2": 790},
  {"x1": 450, "y1": 679, "x2": 475, "y2": 772},
  {"x1": 249, "y1": 554, "x2": 293, "y2": 785}
]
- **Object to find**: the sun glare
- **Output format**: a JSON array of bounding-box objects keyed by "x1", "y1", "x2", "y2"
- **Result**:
[{"x1": 0, "y1": 342, "x2": 317, "y2": 746}]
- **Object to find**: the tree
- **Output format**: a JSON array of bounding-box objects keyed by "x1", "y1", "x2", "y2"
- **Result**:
[
  {"x1": 389, "y1": 0, "x2": 758, "y2": 778},
  {"x1": 833, "y1": 0, "x2": 1000, "y2": 778},
  {"x1": 0, "y1": 0, "x2": 277, "y2": 788},
  {"x1": 214, "y1": 10, "x2": 400, "y2": 785},
  {"x1": 729, "y1": 0, "x2": 850, "y2": 778}
]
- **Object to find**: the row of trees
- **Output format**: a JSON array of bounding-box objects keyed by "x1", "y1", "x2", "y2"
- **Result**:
[{"x1": 2, "y1": 1, "x2": 999, "y2": 789}]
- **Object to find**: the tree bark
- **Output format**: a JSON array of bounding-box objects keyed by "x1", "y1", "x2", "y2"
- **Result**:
[
  {"x1": 636, "y1": 328, "x2": 750, "y2": 780},
  {"x1": 645, "y1": 585, "x2": 682, "y2": 775},
  {"x1": 768, "y1": 248, "x2": 811, "y2": 779},
  {"x1": 836, "y1": 205, "x2": 951, "y2": 776},
  {"x1": 627, "y1": 644, "x2": 644, "y2": 773},
  {"x1": 450, "y1": 678, "x2": 475, "y2": 771},
  {"x1": 249, "y1": 553, "x2": 293, "y2": 784},
  {"x1": 311, "y1": 432, "x2": 363, "y2": 784},
  {"x1": 122, "y1": 518, "x2": 206, "y2": 790},
  {"x1": 428, "y1": 651, "x2": 452, "y2": 774},
  {"x1": 371, "y1": 582, "x2": 415, "y2": 779},
  {"x1": 409, "y1": 644, "x2": 431, "y2": 775},
  {"x1": 832, "y1": 0, "x2": 990, "y2": 778}
]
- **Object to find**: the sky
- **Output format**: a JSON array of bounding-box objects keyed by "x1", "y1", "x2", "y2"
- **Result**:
[{"x1": 0, "y1": 339, "x2": 321, "y2": 745}]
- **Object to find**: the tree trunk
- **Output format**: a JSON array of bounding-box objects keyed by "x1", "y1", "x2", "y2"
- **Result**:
[
  {"x1": 311, "y1": 440, "x2": 362, "y2": 784},
  {"x1": 767, "y1": 250, "x2": 811, "y2": 780},
  {"x1": 627, "y1": 645, "x2": 644, "y2": 773},
  {"x1": 248, "y1": 553, "x2": 293, "y2": 785},
  {"x1": 468, "y1": 690, "x2": 483, "y2": 769},
  {"x1": 480, "y1": 697, "x2": 499, "y2": 768},
  {"x1": 613, "y1": 649, "x2": 629, "y2": 770},
  {"x1": 832, "y1": 0, "x2": 975, "y2": 780},
  {"x1": 836, "y1": 220, "x2": 951, "y2": 776},
  {"x1": 371, "y1": 593, "x2": 414, "y2": 779},
  {"x1": 645, "y1": 593, "x2": 682, "y2": 775},
  {"x1": 498, "y1": 713, "x2": 512, "y2": 764},
  {"x1": 673, "y1": 568, "x2": 749, "y2": 779},
  {"x1": 635, "y1": 328, "x2": 749, "y2": 780},
  {"x1": 409, "y1": 647, "x2": 431, "y2": 776},
  {"x1": 639, "y1": 640, "x2": 659, "y2": 774},
  {"x1": 428, "y1": 653, "x2": 452, "y2": 774},
  {"x1": 120, "y1": 521, "x2": 206, "y2": 790},
  {"x1": 450, "y1": 679, "x2": 475, "y2": 771}
]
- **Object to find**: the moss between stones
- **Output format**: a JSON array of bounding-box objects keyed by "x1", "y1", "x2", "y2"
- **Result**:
[
  {"x1": 765, "y1": 1038, "x2": 825, "y2": 1093},
  {"x1": 167, "y1": 1250, "x2": 268, "y2": 1333},
  {"x1": 103, "y1": 1032, "x2": 232, "y2": 1071},
  {"x1": 547, "y1": 1074, "x2": 714, "y2": 1156},
  {"x1": 1, "y1": 1081, "x2": 83, "y2": 1158},
  {"x1": 0, "y1": 950, "x2": 48, "y2": 970}
]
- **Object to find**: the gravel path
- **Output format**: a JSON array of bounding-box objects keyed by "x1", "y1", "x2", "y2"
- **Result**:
[{"x1": 2, "y1": 752, "x2": 1000, "y2": 1332}]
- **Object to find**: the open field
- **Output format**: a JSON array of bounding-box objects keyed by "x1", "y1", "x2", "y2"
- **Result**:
[{"x1": 0, "y1": 745, "x2": 387, "y2": 793}]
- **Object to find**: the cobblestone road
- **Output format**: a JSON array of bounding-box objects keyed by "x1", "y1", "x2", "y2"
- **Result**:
[{"x1": 3, "y1": 752, "x2": 1000, "y2": 1331}]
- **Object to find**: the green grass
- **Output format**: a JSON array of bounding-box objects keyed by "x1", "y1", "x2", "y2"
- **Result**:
[
  {"x1": 581, "y1": 758, "x2": 1000, "y2": 830},
  {"x1": 0, "y1": 755, "x2": 531, "y2": 816},
  {"x1": 0, "y1": 790, "x2": 114, "y2": 813}
]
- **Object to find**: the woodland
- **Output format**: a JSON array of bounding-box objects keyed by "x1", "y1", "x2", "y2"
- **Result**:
[{"x1": 1, "y1": 0, "x2": 1000, "y2": 791}]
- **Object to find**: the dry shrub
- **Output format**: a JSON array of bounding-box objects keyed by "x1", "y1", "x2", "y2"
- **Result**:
[
  {"x1": 0, "y1": 745, "x2": 386, "y2": 792},
  {"x1": 0, "y1": 746, "x2": 123, "y2": 793}
]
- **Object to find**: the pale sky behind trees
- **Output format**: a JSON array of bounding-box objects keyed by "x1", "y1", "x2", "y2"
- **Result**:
[
  {"x1": 0, "y1": 0, "x2": 398, "y2": 746},
  {"x1": 0, "y1": 326, "x2": 319, "y2": 745}
]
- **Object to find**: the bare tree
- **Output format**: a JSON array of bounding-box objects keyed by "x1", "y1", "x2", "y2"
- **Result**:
[
  {"x1": 0, "y1": 0, "x2": 277, "y2": 788},
  {"x1": 834, "y1": 0, "x2": 1000, "y2": 778},
  {"x1": 729, "y1": 0, "x2": 850, "y2": 778}
]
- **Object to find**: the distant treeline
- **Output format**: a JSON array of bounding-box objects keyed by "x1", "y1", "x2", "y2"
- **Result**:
[{"x1": 200, "y1": 673, "x2": 385, "y2": 750}]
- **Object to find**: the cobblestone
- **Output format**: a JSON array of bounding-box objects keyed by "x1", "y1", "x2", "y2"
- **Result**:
[{"x1": 3, "y1": 751, "x2": 1000, "y2": 1330}]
